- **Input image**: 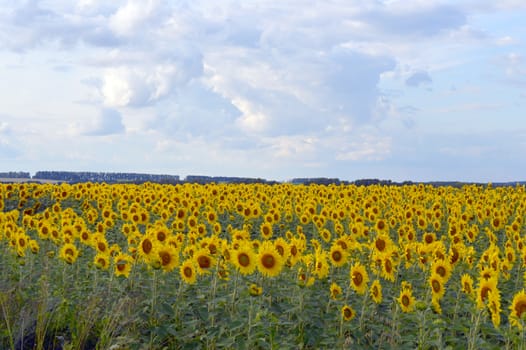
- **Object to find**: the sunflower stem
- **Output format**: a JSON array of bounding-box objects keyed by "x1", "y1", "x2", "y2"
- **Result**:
[
  {"x1": 467, "y1": 308, "x2": 483, "y2": 350},
  {"x1": 148, "y1": 269, "x2": 158, "y2": 348},
  {"x1": 0, "y1": 292, "x2": 15, "y2": 350},
  {"x1": 230, "y1": 269, "x2": 239, "y2": 315},
  {"x1": 359, "y1": 288, "x2": 369, "y2": 333}
]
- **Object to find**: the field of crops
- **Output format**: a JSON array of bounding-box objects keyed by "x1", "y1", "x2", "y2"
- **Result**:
[{"x1": 1, "y1": 182, "x2": 526, "y2": 349}]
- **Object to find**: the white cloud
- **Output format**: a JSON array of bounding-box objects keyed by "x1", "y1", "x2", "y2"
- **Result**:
[
  {"x1": 69, "y1": 108, "x2": 125, "y2": 136},
  {"x1": 109, "y1": 0, "x2": 162, "y2": 37},
  {"x1": 405, "y1": 71, "x2": 432, "y2": 87},
  {"x1": 0, "y1": 121, "x2": 19, "y2": 158},
  {"x1": 335, "y1": 134, "x2": 392, "y2": 161}
]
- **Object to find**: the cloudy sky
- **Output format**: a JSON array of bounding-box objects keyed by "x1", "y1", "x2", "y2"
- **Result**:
[{"x1": 1, "y1": 0, "x2": 525, "y2": 182}]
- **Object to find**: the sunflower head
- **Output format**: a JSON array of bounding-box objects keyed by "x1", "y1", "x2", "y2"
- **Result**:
[
  {"x1": 330, "y1": 282, "x2": 343, "y2": 300},
  {"x1": 398, "y1": 282, "x2": 415, "y2": 313},
  {"x1": 510, "y1": 290, "x2": 526, "y2": 329},
  {"x1": 341, "y1": 305, "x2": 356, "y2": 321},
  {"x1": 180, "y1": 259, "x2": 197, "y2": 284},
  {"x1": 257, "y1": 241, "x2": 284, "y2": 278},
  {"x1": 349, "y1": 262, "x2": 369, "y2": 295},
  {"x1": 370, "y1": 279, "x2": 383, "y2": 304}
]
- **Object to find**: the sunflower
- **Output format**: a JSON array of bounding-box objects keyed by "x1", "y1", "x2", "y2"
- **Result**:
[
  {"x1": 93, "y1": 235, "x2": 109, "y2": 255},
  {"x1": 314, "y1": 250, "x2": 329, "y2": 279},
  {"x1": 397, "y1": 284, "x2": 415, "y2": 313},
  {"x1": 297, "y1": 268, "x2": 315, "y2": 287},
  {"x1": 374, "y1": 218, "x2": 389, "y2": 235},
  {"x1": 381, "y1": 255, "x2": 396, "y2": 282},
  {"x1": 429, "y1": 273, "x2": 445, "y2": 302},
  {"x1": 372, "y1": 233, "x2": 391, "y2": 256},
  {"x1": 341, "y1": 305, "x2": 356, "y2": 321},
  {"x1": 289, "y1": 239, "x2": 305, "y2": 263},
  {"x1": 431, "y1": 298, "x2": 442, "y2": 314},
  {"x1": 330, "y1": 282, "x2": 343, "y2": 300},
  {"x1": 431, "y1": 259, "x2": 452, "y2": 283},
  {"x1": 320, "y1": 228, "x2": 331, "y2": 243},
  {"x1": 274, "y1": 237, "x2": 291, "y2": 262},
  {"x1": 157, "y1": 245, "x2": 179, "y2": 272},
  {"x1": 329, "y1": 243, "x2": 348, "y2": 268},
  {"x1": 29, "y1": 240, "x2": 39, "y2": 254},
  {"x1": 476, "y1": 276, "x2": 498, "y2": 309},
  {"x1": 232, "y1": 243, "x2": 257, "y2": 275},
  {"x1": 257, "y1": 241, "x2": 284, "y2": 278},
  {"x1": 488, "y1": 290, "x2": 501, "y2": 328},
  {"x1": 260, "y1": 222, "x2": 273, "y2": 240},
  {"x1": 180, "y1": 259, "x2": 197, "y2": 284},
  {"x1": 94, "y1": 253, "x2": 110, "y2": 270},
  {"x1": 59, "y1": 243, "x2": 79, "y2": 264},
  {"x1": 79, "y1": 229, "x2": 93, "y2": 247},
  {"x1": 350, "y1": 262, "x2": 369, "y2": 295},
  {"x1": 370, "y1": 279, "x2": 383, "y2": 304},
  {"x1": 509, "y1": 290, "x2": 526, "y2": 329},
  {"x1": 193, "y1": 247, "x2": 216, "y2": 275},
  {"x1": 460, "y1": 273, "x2": 475, "y2": 297},
  {"x1": 249, "y1": 283, "x2": 263, "y2": 297},
  {"x1": 505, "y1": 246, "x2": 516, "y2": 264},
  {"x1": 38, "y1": 221, "x2": 52, "y2": 240},
  {"x1": 113, "y1": 252, "x2": 133, "y2": 278}
]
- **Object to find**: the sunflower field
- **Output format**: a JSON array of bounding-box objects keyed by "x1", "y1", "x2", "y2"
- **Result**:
[{"x1": 1, "y1": 181, "x2": 526, "y2": 349}]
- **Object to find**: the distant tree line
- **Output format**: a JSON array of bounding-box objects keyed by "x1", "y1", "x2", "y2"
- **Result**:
[
  {"x1": 33, "y1": 171, "x2": 180, "y2": 184},
  {"x1": 290, "y1": 178, "x2": 344, "y2": 185},
  {"x1": 185, "y1": 175, "x2": 277, "y2": 185},
  {"x1": 0, "y1": 171, "x2": 31, "y2": 179},
  {"x1": 2, "y1": 171, "x2": 524, "y2": 187}
]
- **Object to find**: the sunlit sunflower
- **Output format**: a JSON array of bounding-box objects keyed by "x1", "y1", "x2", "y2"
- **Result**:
[
  {"x1": 249, "y1": 283, "x2": 263, "y2": 297},
  {"x1": 329, "y1": 243, "x2": 348, "y2": 268},
  {"x1": 93, "y1": 252, "x2": 110, "y2": 270},
  {"x1": 370, "y1": 279, "x2": 383, "y2": 304},
  {"x1": 274, "y1": 237, "x2": 291, "y2": 262},
  {"x1": 193, "y1": 247, "x2": 216, "y2": 275},
  {"x1": 431, "y1": 259, "x2": 452, "y2": 283},
  {"x1": 372, "y1": 233, "x2": 392, "y2": 256},
  {"x1": 232, "y1": 243, "x2": 257, "y2": 275},
  {"x1": 488, "y1": 290, "x2": 501, "y2": 328},
  {"x1": 37, "y1": 221, "x2": 52, "y2": 240},
  {"x1": 113, "y1": 252, "x2": 134, "y2": 278},
  {"x1": 93, "y1": 235, "x2": 109, "y2": 255},
  {"x1": 29, "y1": 240, "x2": 39, "y2": 254},
  {"x1": 380, "y1": 255, "x2": 396, "y2": 282},
  {"x1": 341, "y1": 305, "x2": 356, "y2": 321},
  {"x1": 257, "y1": 241, "x2": 284, "y2": 278},
  {"x1": 180, "y1": 259, "x2": 197, "y2": 284},
  {"x1": 59, "y1": 243, "x2": 79, "y2": 264},
  {"x1": 509, "y1": 290, "x2": 526, "y2": 329},
  {"x1": 314, "y1": 250, "x2": 329, "y2": 279},
  {"x1": 260, "y1": 222, "x2": 273, "y2": 240},
  {"x1": 429, "y1": 273, "x2": 445, "y2": 302},
  {"x1": 330, "y1": 282, "x2": 343, "y2": 300},
  {"x1": 319, "y1": 228, "x2": 331, "y2": 243},
  {"x1": 476, "y1": 276, "x2": 498, "y2": 310},
  {"x1": 157, "y1": 245, "x2": 179, "y2": 272},
  {"x1": 397, "y1": 284, "x2": 415, "y2": 313},
  {"x1": 297, "y1": 268, "x2": 315, "y2": 287},
  {"x1": 350, "y1": 262, "x2": 369, "y2": 295},
  {"x1": 460, "y1": 273, "x2": 475, "y2": 297},
  {"x1": 137, "y1": 235, "x2": 157, "y2": 263},
  {"x1": 374, "y1": 218, "x2": 389, "y2": 235}
]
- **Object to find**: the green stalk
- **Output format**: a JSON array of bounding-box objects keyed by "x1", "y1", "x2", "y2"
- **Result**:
[
  {"x1": 0, "y1": 292, "x2": 15, "y2": 350},
  {"x1": 467, "y1": 309, "x2": 484, "y2": 350}
]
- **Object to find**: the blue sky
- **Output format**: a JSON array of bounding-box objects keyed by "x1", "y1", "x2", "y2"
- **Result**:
[{"x1": 0, "y1": 0, "x2": 525, "y2": 182}]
